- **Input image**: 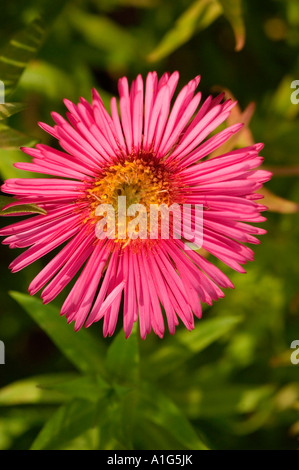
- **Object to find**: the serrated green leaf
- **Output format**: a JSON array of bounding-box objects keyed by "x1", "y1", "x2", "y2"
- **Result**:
[
  {"x1": 0, "y1": 123, "x2": 36, "y2": 150},
  {"x1": 0, "y1": 196, "x2": 47, "y2": 215},
  {"x1": 10, "y1": 292, "x2": 106, "y2": 375},
  {"x1": 147, "y1": 0, "x2": 222, "y2": 62},
  {"x1": 30, "y1": 399, "x2": 98, "y2": 450},
  {"x1": 140, "y1": 383, "x2": 208, "y2": 450},
  {"x1": 0, "y1": 102, "x2": 25, "y2": 120},
  {"x1": 145, "y1": 316, "x2": 242, "y2": 378},
  {"x1": 0, "y1": 18, "x2": 45, "y2": 98},
  {"x1": 106, "y1": 324, "x2": 139, "y2": 384}
]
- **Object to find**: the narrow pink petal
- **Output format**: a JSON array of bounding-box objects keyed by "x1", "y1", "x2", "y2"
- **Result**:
[
  {"x1": 41, "y1": 233, "x2": 95, "y2": 304},
  {"x1": 28, "y1": 228, "x2": 91, "y2": 295},
  {"x1": 85, "y1": 247, "x2": 120, "y2": 327},
  {"x1": 9, "y1": 222, "x2": 80, "y2": 273}
]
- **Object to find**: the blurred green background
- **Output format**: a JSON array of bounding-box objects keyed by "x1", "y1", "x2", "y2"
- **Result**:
[{"x1": 0, "y1": 0, "x2": 298, "y2": 450}]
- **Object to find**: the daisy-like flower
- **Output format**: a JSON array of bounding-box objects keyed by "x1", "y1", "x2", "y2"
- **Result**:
[{"x1": 0, "y1": 72, "x2": 271, "y2": 338}]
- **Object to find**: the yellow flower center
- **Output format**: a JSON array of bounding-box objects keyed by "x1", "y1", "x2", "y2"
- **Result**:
[{"x1": 86, "y1": 153, "x2": 179, "y2": 246}]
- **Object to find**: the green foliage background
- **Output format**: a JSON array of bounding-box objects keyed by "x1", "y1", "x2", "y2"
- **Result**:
[{"x1": 0, "y1": 0, "x2": 298, "y2": 450}]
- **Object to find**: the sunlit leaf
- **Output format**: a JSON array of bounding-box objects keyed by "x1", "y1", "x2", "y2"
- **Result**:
[{"x1": 10, "y1": 292, "x2": 106, "y2": 375}]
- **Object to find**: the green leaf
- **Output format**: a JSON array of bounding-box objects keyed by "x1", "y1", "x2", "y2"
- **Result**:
[
  {"x1": 0, "y1": 196, "x2": 47, "y2": 215},
  {"x1": 0, "y1": 123, "x2": 36, "y2": 150},
  {"x1": 147, "y1": 0, "x2": 246, "y2": 62},
  {"x1": 145, "y1": 316, "x2": 242, "y2": 378},
  {"x1": 140, "y1": 383, "x2": 208, "y2": 450},
  {"x1": 105, "y1": 327, "x2": 140, "y2": 449},
  {"x1": 0, "y1": 18, "x2": 45, "y2": 98},
  {"x1": 106, "y1": 324, "x2": 139, "y2": 384},
  {"x1": 0, "y1": 374, "x2": 75, "y2": 406},
  {"x1": 0, "y1": 373, "x2": 111, "y2": 407},
  {"x1": 30, "y1": 399, "x2": 98, "y2": 450},
  {"x1": 0, "y1": 102, "x2": 25, "y2": 120},
  {"x1": 218, "y1": 0, "x2": 245, "y2": 51},
  {"x1": 147, "y1": 0, "x2": 222, "y2": 62},
  {"x1": 41, "y1": 375, "x2": 110, "y2": 403},
  {"x1": 68, "y1": 8, "x2": 136, "y2": 67},
  {"x1": 55, "y1": 427, "x2": 100, "y2": 450},
  {"x1": 10, "y1": 292, "x2": 107, "y2": 375},
  {"x1": 171, "y1": 384, "x2": 275, "y2": 419},
  {"x1": 89, "y1": 390, "x2": 137, "y2": 450}
]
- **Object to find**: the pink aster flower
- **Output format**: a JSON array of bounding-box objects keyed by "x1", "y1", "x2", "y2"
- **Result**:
[{"x1": 0, "y1": 72, "x2": 271, "y2": 339}]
